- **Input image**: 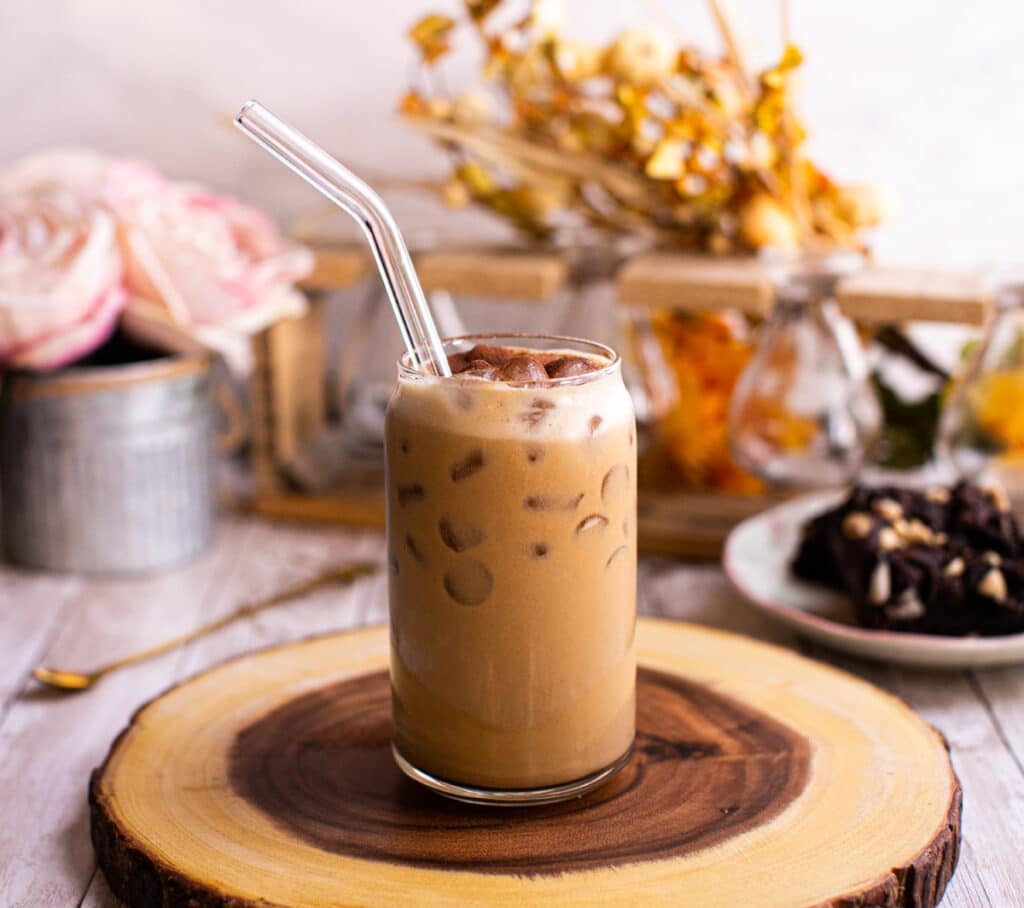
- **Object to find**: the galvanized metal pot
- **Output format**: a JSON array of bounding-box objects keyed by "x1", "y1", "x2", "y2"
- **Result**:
[{"x1": 0, "y1": 353, "x2": 214, "y2": 574}]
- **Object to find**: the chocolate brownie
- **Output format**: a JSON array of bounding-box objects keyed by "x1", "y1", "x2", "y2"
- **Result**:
[{"x1": 791, "y1": 481, "x2": 1024, "y2": 636}]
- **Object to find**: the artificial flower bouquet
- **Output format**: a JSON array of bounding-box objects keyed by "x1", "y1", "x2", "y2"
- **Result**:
[{"x1": 0, "y1": 150, "x2": 313, "y2": 375}]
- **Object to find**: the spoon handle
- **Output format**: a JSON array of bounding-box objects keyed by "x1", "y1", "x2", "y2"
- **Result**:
[{"x1": 38, "y1": 562, "x2": 378, "y2": 688}]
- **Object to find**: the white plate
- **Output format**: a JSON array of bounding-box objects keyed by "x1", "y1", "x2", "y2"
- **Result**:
[{"x1": 723, "y1": 491, "x2": 1024, "y2": 669}]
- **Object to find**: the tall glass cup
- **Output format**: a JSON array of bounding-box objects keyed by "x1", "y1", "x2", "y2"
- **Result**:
[{"x1": 385, "y1": 334, "x2": 637, "y2": 804}]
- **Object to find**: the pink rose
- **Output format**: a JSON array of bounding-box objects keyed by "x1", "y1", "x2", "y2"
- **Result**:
[
  {"x1": 0, "y1": 148, "x2": 312, "y2": 374},
  {"x1": 115, "y1": 178, "x2": 313, "y2": 372},
  {"x1": 0, "y1": 151, "x2": 126, "y2": 371}
]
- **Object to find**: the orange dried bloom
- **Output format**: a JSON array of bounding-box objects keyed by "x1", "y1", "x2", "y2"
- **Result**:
[
  {"x1": 401, "y1": 1, "x2": 883, "y2": 252},
  {"x1": 647, "y1": 311, "x2": 764, "y2": 493}
]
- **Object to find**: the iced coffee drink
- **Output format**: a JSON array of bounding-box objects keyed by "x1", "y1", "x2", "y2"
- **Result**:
[{"x1": 385, "y1": 335, "x2": 636, "y2": 804}]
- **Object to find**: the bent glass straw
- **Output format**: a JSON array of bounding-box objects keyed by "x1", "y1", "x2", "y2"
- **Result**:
[{"x1": 235, "y1": 100, "x2": 450, "y2": 376}]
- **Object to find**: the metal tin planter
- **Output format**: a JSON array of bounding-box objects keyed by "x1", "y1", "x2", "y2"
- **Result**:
[{"x1": 0, "y1": 354, "x2": 214, "y2": 574}]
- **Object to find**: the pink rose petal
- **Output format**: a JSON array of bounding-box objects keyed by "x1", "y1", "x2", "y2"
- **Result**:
[{"x1": 1, "y1": 148, "x2": 311, "y2": 374}]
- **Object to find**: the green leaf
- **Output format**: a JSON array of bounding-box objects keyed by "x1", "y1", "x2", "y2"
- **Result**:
[{"x1": 871, "y1": 374, "x2": 942, "y2": 469}]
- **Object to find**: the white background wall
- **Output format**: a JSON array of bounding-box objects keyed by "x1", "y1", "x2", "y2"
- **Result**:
[{"x1": 2, "y1": 0, "x2": 1022, "y2": 265}]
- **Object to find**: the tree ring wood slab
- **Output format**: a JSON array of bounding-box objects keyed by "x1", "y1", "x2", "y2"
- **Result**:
[{"x1": 90, "y1": 619, "x2": 961, "y2": 907}]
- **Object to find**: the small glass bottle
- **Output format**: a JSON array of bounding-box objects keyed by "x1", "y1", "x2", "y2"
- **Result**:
[
  {"x1": 938, "y1": 274, "x2": 1024, "y2": 491},
  {"x1": 727, "y1": 252, "x2": 881, "y2": 488}
]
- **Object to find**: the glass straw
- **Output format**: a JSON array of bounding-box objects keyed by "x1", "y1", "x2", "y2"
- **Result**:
[{"x1": 234, "y1": 100, "x2": 450, "y2": 376}]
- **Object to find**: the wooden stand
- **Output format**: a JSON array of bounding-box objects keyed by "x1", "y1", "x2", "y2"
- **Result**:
[
  {"x1": 91, "y1": 620, "x2": 960, "y2": 907},
  {"x1": 618, "y1": 254, "x2": 991, "y2": 323},
  {"x1": 246, "y1": 246, "x2": 993, "y2": 559}
]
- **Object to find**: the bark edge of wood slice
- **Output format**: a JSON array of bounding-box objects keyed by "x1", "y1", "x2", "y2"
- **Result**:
[{"x1": 90, "y1": 619, "x2": 961, "y2": 908}]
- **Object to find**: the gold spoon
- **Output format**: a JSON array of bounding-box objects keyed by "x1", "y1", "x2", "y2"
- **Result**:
[{"x1": 33, "y1": 561, "x2": 378, "y2": 693}]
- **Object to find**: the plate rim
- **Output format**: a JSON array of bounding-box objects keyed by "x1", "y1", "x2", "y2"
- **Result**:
[{"x1": 722, "y1": 491, "x2": 1024, "y2": 663}]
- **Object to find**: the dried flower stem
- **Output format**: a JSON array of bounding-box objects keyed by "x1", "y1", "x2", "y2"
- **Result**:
[{"x1": 707, "y1": 0, "x2": 752, "y2": 98}]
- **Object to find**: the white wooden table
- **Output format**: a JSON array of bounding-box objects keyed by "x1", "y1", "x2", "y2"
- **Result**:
[{"x1": 1, "y1": 515, "x2": 1022, "y2": 907}]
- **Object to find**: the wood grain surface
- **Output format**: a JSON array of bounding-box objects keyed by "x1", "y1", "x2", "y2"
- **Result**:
[
  {"x1": 227, "y1": 668, "x2": 809, "y2": 873},
  {"x1": 89, "y1": 620, "x2": 960, "y2": 907},
  {"x1": 2, "y1": 519, "x2": 1021, "y2": 907}
]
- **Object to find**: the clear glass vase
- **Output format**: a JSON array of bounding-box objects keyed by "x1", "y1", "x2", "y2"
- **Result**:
[
  {"x1": 939, "y1": 275, "x2": 1024, "y2": 494},
  {"x1": 727, "y1": 253, "x2": 881, "y2": 488}
]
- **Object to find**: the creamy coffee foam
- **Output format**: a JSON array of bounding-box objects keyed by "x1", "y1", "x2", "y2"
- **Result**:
[{"x1": 396, "y1": 344, "x2": 632, "y2": 443}]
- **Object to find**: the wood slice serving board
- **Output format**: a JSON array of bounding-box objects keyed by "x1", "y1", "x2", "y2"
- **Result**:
[{"x1": 90, "y1": 620, "x2": 961, "y2": 908}]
